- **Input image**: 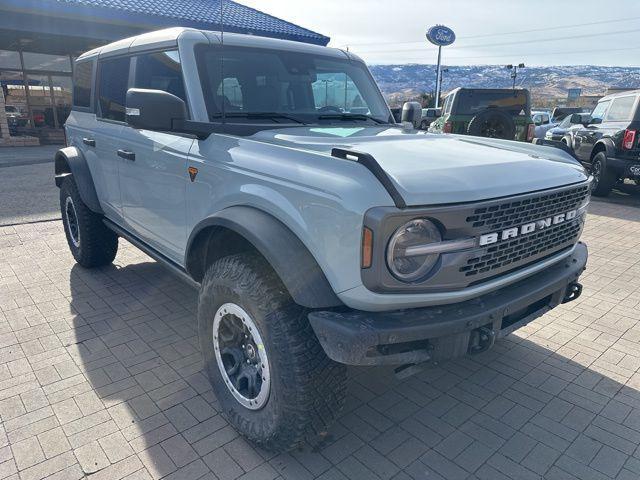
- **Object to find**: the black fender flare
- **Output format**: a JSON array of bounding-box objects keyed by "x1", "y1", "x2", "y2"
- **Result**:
[
  {"x1": 591, "y1": 138, "x2": 616, "y2": 160},
  {"x1": 54, "y1": 146, "x2": 103, "y2": 214},
  {"x1": 185, "y1": 206, "x2": 342, "y2": 309}
]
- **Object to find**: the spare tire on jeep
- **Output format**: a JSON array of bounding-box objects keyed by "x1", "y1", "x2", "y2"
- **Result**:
[{"x1": 467, "y1": 109, "x2": 516, "y2": 140}]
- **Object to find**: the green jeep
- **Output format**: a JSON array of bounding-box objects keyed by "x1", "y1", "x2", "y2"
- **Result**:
[{"x1": 429, "y1": 88, "x2": 535, "y2": 142}]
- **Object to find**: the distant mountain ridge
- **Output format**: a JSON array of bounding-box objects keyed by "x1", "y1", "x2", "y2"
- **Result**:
[{"x1": 368, "y1": 64, "x2": 640, "y2": 100}]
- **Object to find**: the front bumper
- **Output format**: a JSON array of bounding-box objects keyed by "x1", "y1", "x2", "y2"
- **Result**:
[{"x1": 309, "y1": 242, "x2": 587, "y2": 366}]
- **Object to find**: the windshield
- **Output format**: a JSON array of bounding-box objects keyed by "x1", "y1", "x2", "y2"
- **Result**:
[
  {"x1": 196, "y1": 45, "x2": 391, "y2": 124},
  {"x1": 559, "y1": 116, "x2": 572, "y2": 128}
]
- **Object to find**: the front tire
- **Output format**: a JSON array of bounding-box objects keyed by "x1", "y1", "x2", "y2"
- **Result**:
[
  {"x1": 198, "y1": 253, "x2": 346, "y2": 451},
  {"x1": 59, "y1": 177, "x2": 118, "y2": 267},
  {"x1": 590, "y1": 152, "x2": 616, "y2": 197}
]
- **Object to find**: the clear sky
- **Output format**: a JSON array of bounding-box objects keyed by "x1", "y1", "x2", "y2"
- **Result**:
[{"x1": 236, "y1": 0, "x2": 640, "y2": 67}]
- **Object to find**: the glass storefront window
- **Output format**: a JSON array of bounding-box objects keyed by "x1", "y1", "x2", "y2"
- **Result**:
[
  {"x1": 0, "y1": 50, "x2": 21, "y2": 70},
  {"x1": 50, "y1": 75, "x2": 73, "y2": 126},
  {"x1": 22, "y1": 52, "x2": 71, "y2": 73},
  {"x1": 1, "y1": 70, "x2": 27, "y2": 136},
  {"x1": 27, "y1": 75, "x2": 53, "y2": 128}
]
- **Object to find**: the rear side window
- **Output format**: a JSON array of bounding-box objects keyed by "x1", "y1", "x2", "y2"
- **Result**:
[
  {"x1": 97, "y1": 56, "x2": 130, "y2": 121},
  {"x1": 133, "y1": 50, "x2": 187, "y2": 104},
  {"x1": 73, "y1": 61, "x2": 93, "y2": 108},
  {"x1": 605, "y1": 96, "x2": 636, "y2": 122},
  {"x1": 456, "y1": 91, "x2": 529, "y2": 115}
]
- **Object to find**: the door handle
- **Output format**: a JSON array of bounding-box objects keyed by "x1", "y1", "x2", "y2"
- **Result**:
[
  {"x1": 117, "y1": 149, "x2": 135, "y2": 161},
  {"x1": 83, "y1": 137, "x2": 96, "y2": 147}
]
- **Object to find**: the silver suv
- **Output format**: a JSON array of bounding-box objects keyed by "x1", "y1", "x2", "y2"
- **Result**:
[{"x1": 55, "y1": 27, "x2": 590, "y2": 450}]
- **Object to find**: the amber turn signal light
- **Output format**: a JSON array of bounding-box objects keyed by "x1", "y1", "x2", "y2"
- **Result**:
[{"x1": 361, "y1": 227, "x2": 373, "y2": 269}]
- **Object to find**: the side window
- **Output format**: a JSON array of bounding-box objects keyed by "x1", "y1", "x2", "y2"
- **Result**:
[
  {"x1": 605, "y1": 96, "x2": 636, "y2": 122},
  {"x1": 73, "y1": 61, "x2": 93, "y2": 109},
  {"x1": 97, "y1": 56, "x2": 130, "y2": 121},
  {"x1": 133, "y1": 50, "x2": 187, "y2": 104},
  {"x1": 590, "y1": 101, "x2": 609, "y2": 124},
  {"x1": 542, "y1": 114, "x2": 550, "y2": 124}
]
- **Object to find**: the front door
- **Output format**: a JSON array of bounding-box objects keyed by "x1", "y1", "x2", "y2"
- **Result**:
[
  {"x1": 93, "y1": 55, "x2": 133, "y2": 222},
  {"x1": 117, "y1": 50, "x2": 193, "y2": 263},
  {"x1": 574, "y1": 100, "x2": 609, "y2": 162}
]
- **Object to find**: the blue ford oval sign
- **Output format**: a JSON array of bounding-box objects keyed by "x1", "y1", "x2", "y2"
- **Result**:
[{"x1": 426, "y1": 25, "x2": 456, "y2": 46}]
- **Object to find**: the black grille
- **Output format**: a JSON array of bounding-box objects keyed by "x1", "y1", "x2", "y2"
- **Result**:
[
  {"x1": 465, "y1": 185, "x2": 590, "y2": 230},
  {"x1": 460, "y1": 219, "x2": 582, "y2": 277}
]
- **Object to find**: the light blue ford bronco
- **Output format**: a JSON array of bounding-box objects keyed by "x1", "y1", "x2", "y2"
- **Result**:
[{"x1": 55, "y1": 27, "x2": 590, "y2": 450}]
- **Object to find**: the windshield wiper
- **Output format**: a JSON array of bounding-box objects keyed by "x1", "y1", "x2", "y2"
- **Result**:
[
  {"x1": 212, "y1": 112, "x2": 307, "y2": 124},
  {"x1": 317, "y1": 113, "x2": 387, "y2": 124}
]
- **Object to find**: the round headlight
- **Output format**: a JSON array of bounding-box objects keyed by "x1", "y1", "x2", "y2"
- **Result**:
[{"x1": 387, "y1": 218, "x2": 442, "y2": 281}]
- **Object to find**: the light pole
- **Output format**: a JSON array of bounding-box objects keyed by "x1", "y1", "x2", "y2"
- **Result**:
[
  {"x1": 320, "y1": 79, "x2": 333, "y2": 107},
  {"x1": 439, "y1": 67, "x2": 449, "y2": 101},
  {"x1": 434, "y1": 46, "x2": 442, "y2": 108},
  {"x1": 506, "y1": 63, "x2": 525, "y2": 90}
]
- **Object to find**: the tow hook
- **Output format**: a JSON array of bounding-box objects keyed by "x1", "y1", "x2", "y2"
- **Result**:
[
  {"x1": 468, "y1": 326, "x2": 495, "y2": 355},
  {"x1": 562, "y1": 282, "x2": 582, "y2": 304}
]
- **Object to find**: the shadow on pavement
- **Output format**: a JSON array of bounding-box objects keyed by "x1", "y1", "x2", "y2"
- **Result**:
[{"x1": 68, "y1": 252, "x2": 640, "y2": 479}]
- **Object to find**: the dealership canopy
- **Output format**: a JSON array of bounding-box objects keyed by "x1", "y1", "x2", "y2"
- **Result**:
[{"x1": 0, "y1": 0, "x2": 328, "y2": 146}]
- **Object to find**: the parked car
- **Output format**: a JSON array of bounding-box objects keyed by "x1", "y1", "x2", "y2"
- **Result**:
[
  {"x1": 56, "y1": 28, "x2": 589, "y2": 451},
  {"x1": 545, "y1": 112, "x2": 590, "y2": 143},
  {"x1": 532, "y1": 110, "x2": 555, "y2": 139},
  {"x1": 570, "y1": 90, "x2": 640, "y2": 196},
  {"x1": 429, "y1": 88, "x2": 535, "y2": 142},
  {"x1": 4, "y1": 105, "x2": 27, "y2": 127},
  {"x1": 420, "y1": 107, "x2": 441, "y2": 129},
  {"x1": 551, "y1": 106, "x2": 587, "y2": 123}
]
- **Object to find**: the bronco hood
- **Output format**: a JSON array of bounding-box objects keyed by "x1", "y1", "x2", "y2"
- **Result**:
[{"x1": 250, "y1": 126, "x2": 588, "y2": 206}]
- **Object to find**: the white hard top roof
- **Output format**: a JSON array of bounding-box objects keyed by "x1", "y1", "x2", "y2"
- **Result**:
[{"x1": 76, "y1": 27, "x2": 356, "y2": 62}]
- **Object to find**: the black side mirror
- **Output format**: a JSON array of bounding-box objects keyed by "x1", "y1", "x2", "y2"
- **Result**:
[
  {"x1": 401, "y1": 101, "x2": 422, "y2": 129},
  {"x1": 126, "y1": 88, "x2": 187, "y2": 131}
]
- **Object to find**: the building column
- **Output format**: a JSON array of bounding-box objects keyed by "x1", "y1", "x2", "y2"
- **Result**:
[{"x1": 0, "y1": 86, "x2": 10, "y2": 144}]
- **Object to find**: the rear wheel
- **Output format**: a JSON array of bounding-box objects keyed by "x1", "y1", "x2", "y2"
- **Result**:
[
  {"x1": 590, "y1": 151, "x2": 616, "y2": 197},
  {"x1": 59, "y1": 177, "x2": 118, "y2": 267},
  {"x1": 198, "y1": 253, "x2": 346, "y2": 451}
]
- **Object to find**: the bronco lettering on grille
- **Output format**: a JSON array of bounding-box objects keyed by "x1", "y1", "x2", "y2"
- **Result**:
[{"x1": 479, "y1": 209, "x2": 579, "y2": 246}]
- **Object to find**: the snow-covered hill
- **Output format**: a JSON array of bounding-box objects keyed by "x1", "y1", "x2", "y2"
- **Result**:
[{"x1": 368, "y1": 64, "x2": 640, "y2": 100}]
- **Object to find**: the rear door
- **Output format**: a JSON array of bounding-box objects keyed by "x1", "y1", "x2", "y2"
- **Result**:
[{"x1": 117, "y1": 50, "x2": 193, "y2": 263}]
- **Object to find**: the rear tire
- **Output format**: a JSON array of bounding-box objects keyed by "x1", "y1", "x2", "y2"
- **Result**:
[
  {"x1": 198, "y1": 253, "x2": 346, "y2": 451},
  {"x1": 467, "y1": 109, "x2": 516, "y2": 140},
  {"x1": 59, "y1": 177, "x2": 118, "y2": 267},
  {"x1": 590, "y1": 152, "x2": 616, "y2": 197}
]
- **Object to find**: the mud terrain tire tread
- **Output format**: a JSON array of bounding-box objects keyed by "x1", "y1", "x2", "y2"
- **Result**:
[
  {"x1": 60, "y1": 176, "x2": 118, "y2": 267},
  {"x1": 198, "y1": 252, "x2": 347, "y2": 451}
]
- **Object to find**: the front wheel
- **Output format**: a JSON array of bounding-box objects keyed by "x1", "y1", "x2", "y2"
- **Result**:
[
  {"x1": 590, "y1": 152, "x2": 616, "y2": 197},
  {"x1": 198, "y1": 253, "x2": 346, "y2": 451}
]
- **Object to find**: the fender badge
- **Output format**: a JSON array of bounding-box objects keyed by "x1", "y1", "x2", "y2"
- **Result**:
[{"x1": 188, "y1": 166, "x2": 198, "y2": 182}]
